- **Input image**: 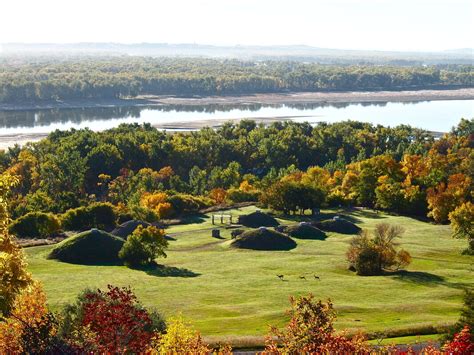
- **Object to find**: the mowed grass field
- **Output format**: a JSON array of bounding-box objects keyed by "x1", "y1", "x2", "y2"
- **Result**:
[{"x1": 26, "y1": 206, "x2": 473, "y2": 345}]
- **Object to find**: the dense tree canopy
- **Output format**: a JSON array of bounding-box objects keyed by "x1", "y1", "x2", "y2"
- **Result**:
[
  {"x1": 0, "y1": 57, "x2": 472, "y2": 102},
  {"x1": 1, "y1": 118, "x2": 472, "y2": 239}
]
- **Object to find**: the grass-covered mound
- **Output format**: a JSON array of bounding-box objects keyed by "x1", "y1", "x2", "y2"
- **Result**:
[
  {"x1": 111, "y1": 220, "x2": 151, "y2": 239},
  {"x1": 230, "y1": 227, "x2": 296, "y2": 250},
  {"x1": 238, "y1": 211, "x2": 279, "y2": 228},
  {"x1": 48, "y1": 229, "x2": 124, "y2": 264},
  {"x1": 314, "y1": 217, "x2": 361, "y2": 235},
  {"x1": 283, "y1": 222, "x2": 326, "y2": 240}
]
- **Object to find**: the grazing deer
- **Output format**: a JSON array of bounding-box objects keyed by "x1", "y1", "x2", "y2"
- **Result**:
[
  {"x1": 299, "y1": 276, "x2": 306, "y2": 280},
  {"x1": 277, "y1": 274, "x2": 284, "y2": 280},
  {"x1": 314, "y1": 275, "x2": 321, "y2": 280}
]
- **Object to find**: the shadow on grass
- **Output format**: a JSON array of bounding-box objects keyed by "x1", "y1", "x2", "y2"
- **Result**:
[
  {"x1": 347, "y1": 208, "x2": 387, "y2": 220},
  {"x1": 390, "y1": 270, "x2": 445, "y2": 284},
  {"x1": 179, "y1": 213, "x2": 207, "y2": 225},
  {"x1": 133, "y1": 263, "x2": 200, "y2": 278},
  {"x1": 392, "y1": 270, "x2": 472, "y2": 290}
]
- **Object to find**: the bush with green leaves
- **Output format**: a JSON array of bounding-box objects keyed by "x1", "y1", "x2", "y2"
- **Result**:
[
  {"x1": 167, "y1": 194, "x2": 212, "y2": 215},
  {"x1": 119, "y1": 225, "x2": 168, "y2": 266},
  {"x1": 9, "y1": 212, "x2": 61, "y2": 238},
  {"x1": 226, "y1": 188, "x2": 260, "y2": 203},
  {"x1": 61, "y1": 202, "x2": 117, "y2": 231}
]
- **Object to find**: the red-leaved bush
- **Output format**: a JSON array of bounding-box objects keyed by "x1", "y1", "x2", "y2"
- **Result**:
[
  {"x1": 80, "y1": 285, "x2": 154, "y2": 353},
  {"x1": 443, "y1": 325, "x2": 473, "y2": 355}
]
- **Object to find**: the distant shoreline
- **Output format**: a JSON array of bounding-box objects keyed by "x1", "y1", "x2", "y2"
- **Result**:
[{"x1": 0, "y1": 88, "x2": 473, "y2": 111}]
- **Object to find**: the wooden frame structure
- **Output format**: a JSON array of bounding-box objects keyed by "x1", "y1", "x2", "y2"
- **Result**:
[{"x1": 211, "y1": 214, "x2": 234, "y2": 225}]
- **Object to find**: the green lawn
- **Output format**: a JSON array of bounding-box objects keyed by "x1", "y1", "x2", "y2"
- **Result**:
[{"x1": 26, "y1": 206, "x2": 472, "y2": 345}]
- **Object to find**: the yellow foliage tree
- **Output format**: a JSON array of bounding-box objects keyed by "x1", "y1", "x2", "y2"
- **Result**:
[
  {"x1": 239, "y1": 180, "x2": 254, "y2": 192},
  {"x1": 141, "y1": 192, "x2": 174, "y2": 218},
  {"x1": 0, "y1": 173, "x2": 32, "y2": 316},
  {"x1": 449, "y1": 201, "x2": 474, "y2": 254},
  {"x1": 141, "y1": 191, "x2": 169, "y2": 210},
  {"x1": 0, "y1": 281, "x2": 56, "y2": 354},
  {"x1": 154, "y1": 316, "x2": 211, "y2": 354}
]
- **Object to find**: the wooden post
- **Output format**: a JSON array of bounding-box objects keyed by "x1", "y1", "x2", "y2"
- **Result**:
[
  {"x1": 212, "y1": 215, "x2": 215, "y2": 225},
  {"x1": 221, "y1": 215, "x2": 223, "y2": 224}
]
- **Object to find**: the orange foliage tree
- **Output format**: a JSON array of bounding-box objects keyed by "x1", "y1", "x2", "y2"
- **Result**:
[
  {"x1": 427, "y1": 173, "x2": 472, "y2": 223},
  {"x1": 264, "y1": 294, "x2": 368, "y2": 354},
  {"x1": 0, "y1": 281, "x2": 57, "y2": 354}
]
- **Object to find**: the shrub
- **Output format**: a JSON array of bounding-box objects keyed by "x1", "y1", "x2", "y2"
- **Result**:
[
  {"x1": 119, "y1": 225, "x2": 168, "y2": 266},
  {"x1": 48, "y1": 229, "x2": 124, "y2": 264},
  {"x1": 168, "y1": 194, "x2": 212, "y2": 214},
  {"x1": 226, "y1": 188, "x2": 260, "y2": 203},
  {"x1": 87, "y1": 203, "x2": 117, "y2": 230},
  {"x1": 209, "y1": 188, "x2": 227, "y2": 203},
  {"x1": 9, "y1": 212, "x2": 61, "y2": 238},
  {"x1": 238, "y1": 210, "x2": 279, "y2": 228},
  {"x1": 444, "y1": 289, "x2": 474, "y2": 343},
  {"x1": 443, "y1": 326, "x2": 473, "y2": 354},
  {"x1": 265, "y1": 294, "x2": 368, "y2": 354},
  {"x1": 231, "y1": 228, "x2": 296, "y2": 251},
  {"x1": 155, "y1": 316, "x2": 211, "y2": 354},
  {"x1": 347, "y1": 223, "x2": 411, "y2": 276},
  {"x1": 60, "y1": 285, "x2": 161, "y2": 353},
  {"x1": 61, "y1": 203, "x2": 117, "y2": 231},
  {"x1": 129, "y1": 205, "x2": 160, "y2": 223}
]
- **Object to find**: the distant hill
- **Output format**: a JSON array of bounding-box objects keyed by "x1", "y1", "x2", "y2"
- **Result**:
[{"x1": 1, "y1": 43, "x2": 472, "y2": 65}]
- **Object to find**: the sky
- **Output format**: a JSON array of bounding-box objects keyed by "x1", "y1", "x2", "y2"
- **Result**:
[{"x1": 0, "y1": 0, "x2": 473, "y2": 51}]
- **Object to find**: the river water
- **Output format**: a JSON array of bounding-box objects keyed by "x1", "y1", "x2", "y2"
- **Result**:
[{"x1": 0, "y1": 100, "x2": 473, "y2": 136}]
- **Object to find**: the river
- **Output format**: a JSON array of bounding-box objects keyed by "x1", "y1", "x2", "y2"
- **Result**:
[{"x1": 0, "y1": 99, "x2": 473, "y2": 149}]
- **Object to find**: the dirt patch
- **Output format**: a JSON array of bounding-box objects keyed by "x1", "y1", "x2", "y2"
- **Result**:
[{"x1": 1, "y1": 88, "x2": 472, "y2": 112}]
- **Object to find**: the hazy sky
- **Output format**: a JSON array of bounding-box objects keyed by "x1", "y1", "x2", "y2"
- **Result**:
[{"x1": 1, "y1": 0, "x2": 472, "y2": 51}]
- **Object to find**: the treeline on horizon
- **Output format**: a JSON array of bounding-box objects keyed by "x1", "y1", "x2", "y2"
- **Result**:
[
  {"x1": 1, "y1": 119, "x2": 472, "y2": 241},
  {"x1": 0, "y1": 57, "x2": 472, "y2": 102}
]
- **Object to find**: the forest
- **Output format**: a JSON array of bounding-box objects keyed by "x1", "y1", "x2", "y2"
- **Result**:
[
  {"x1": 0, "y1": 57, "x2": 473, "y2": 102},
  {"x1": 0, "y1": 118, "x2": 472, "y2": 249}
]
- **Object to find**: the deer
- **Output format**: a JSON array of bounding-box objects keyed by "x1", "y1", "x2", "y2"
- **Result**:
[
  {"x1": 314, "y1": 275, "x2": 321, "y2": 280},
  {"x1": 277, "y1": 274, "x2": 284, "y2": 280},
  {"x1": 299, "y1": 276, "x2": 306, "y2": 280}
]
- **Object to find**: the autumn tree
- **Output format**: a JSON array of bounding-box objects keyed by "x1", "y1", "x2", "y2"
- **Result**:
[
  {"x1": 0, "y1": 281, "x2": 58, "y2": 354},
  {"x1": 449, "y1": 201, "x2": 474, "y2": 254},
  {"x1": 264, "y1": 294, "x2": 368, "y2": 354},
  {"x1": 427, "y1": 173, "x2": 472, "y2": 223},
  {"x1": 0, "y1": 173, "x2": 32, "y2": 316},
  {"x1": 60, "y1": 285, "x2": 161, "y2": 353},
  {"x1": 261, "y1": 180, "x2": 325, "y2": 215},
  {"x1": 347, "y1": 223, "x2": 411, "y2": 275},
  {"x1": 119, "y1": 225, "x2": 168, "y2": 266},
  {"x1": 155, "y1": 316, "x2": 212, "y2": 354}
]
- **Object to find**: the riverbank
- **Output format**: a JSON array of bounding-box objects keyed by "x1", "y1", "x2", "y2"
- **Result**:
[
  {"x1": 0, "y1": 116, "x2": 310, "y2": 150},
  {"x1": 1, "y1": 88, "x2": 473, "y2": 111}
]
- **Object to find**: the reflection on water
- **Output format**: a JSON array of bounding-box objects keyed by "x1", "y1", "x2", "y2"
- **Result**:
[
  {"x1": 0, "y1": 102, "x2": 391, "y2": 128},
  {"x1": 0, "y1": 100, "x2": 472, "y2": 134}
]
